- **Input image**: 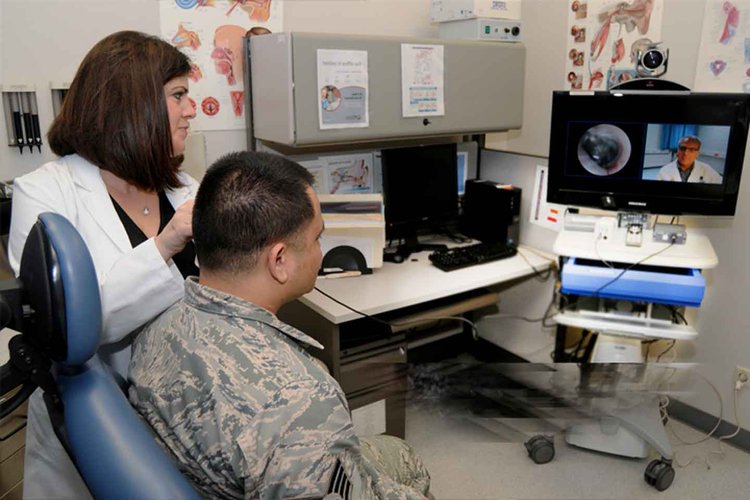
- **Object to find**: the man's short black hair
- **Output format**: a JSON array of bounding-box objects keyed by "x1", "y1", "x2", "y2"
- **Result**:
[{"x1": 193, "y1": 151, "x2": 315, "y2": 272}]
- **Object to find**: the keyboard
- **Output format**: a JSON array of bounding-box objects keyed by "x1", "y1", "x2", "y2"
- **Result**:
[{"x1": 428, "y1": 242, "x2": 518, "y2": 271}]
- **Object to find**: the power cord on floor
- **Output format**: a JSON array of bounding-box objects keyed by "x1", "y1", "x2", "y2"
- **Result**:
[{"x1": 655, "y1": 366, "x2": 745, "y2": 470}]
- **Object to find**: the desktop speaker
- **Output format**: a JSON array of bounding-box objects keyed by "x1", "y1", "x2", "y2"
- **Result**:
[{"x1": 460, "y1": 179, "x2": 521, "y2": 245}]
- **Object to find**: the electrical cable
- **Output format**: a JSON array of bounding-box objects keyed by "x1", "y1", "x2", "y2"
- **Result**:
[
  {"x1": 660, "y1": 368, "x2": 724, "y2": 447},
  {"x1": 669, "y1": 306, "x2": 688, "y2": 325},
  {"x1": 668, "y1": 381, "x2": 744, "y2": 470},
  {"x1": 312, "y1": 286, "x2": 480, "y2": 340},
  {"x1": 515, "y1": 247, "x2": 558, "y2": 281},
  {"x1": 593, "y1": 236, "x2": 616, "y2": 269},
  {"x1": 445, "y1": 246, "x2": 560, "y2": 326},
  {"x1": 656, "y1": 340, "x2": 676, "y2": 362},
  {"x1": 590, "y1": 240, "x2": 676, "y2": 298},
  {"x1": 534, "y1": 239, "x2": 677, "y2": 329}
]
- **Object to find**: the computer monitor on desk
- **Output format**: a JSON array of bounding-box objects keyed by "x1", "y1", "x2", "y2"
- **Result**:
[
  {"x1": 547, "y1": 91, "x2": 750, "y2": 216},
  {"x1": 381, "y1": 143, "x2": 459, "y2": 260}
]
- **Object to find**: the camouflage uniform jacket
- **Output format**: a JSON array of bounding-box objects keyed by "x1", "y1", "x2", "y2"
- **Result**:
[{"x1": 129, "y1": 278, "x2": 427, "y2": 500}]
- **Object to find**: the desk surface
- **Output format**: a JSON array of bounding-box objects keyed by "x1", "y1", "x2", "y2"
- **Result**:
[{"x1": 302, "y1": 244, "x2": 553, "y2": 324}]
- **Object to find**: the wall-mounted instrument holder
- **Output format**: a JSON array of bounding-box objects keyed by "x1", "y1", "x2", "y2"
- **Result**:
[
  {"x1": 2, "y1": 85, "x2": 43, "y2": 154},
  {"x1": 50, "y1": 82, "x2": 71, "y2": 118}
]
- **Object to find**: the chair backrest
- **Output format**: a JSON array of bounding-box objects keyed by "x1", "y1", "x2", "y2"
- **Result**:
[{"x1": 21, "y1": 213, "x2": 199, "y2": 500}]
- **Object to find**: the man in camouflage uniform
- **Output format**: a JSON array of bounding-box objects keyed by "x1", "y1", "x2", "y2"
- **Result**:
[{"x1": 129, "y1": 151, "x2": 432, "y2": 499}]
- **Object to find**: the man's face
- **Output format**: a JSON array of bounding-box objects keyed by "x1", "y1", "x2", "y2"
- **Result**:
[
  {"x1": 676, "y1": 140, "x2": 700, "y2": 169},
  {"x1": 286, "y1": 187, "x2": 324, "y2": 299}
]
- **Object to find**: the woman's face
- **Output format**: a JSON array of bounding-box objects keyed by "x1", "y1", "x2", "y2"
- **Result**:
[{"x1": 164, "y1": 76, "x2": 196, "y2": 155}]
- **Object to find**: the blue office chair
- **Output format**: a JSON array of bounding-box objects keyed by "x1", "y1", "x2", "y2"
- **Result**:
[{"x1": 0, "y1": 213, "x2": 199, "y2": 499}]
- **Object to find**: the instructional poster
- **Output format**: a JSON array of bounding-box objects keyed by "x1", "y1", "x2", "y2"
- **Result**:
[
  {"x1": 694, "y1": 0, "x2": 750, "y2": 92},
  {"x1": 300, "y1": 153, "x2": 374, "y2": 195},
  {"x1": 564, "y1": 0, "x2": 664, "y2": 91},
  {"x1": 401, "y1": 43, "x2": 445, "y2": 117},
  {"x1": 317, "y1": 49, "x2": 370, "y2": 130},
  {"x1": 159, "y1": 0, "x2": 283, "y2": 131}
]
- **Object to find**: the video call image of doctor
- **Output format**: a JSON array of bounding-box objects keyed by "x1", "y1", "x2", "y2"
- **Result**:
[
  {"x1": 655, "y1": 135, "x2": 723, "y2": 184},
  {"x1": 7, "y1": 30, "x2": 198, "y2": 500}
]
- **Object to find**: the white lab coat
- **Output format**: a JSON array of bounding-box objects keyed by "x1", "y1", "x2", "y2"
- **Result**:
[
  {"x1": 8, "y1": 154, "x2": 198, "y2": 499},
  {"x1": 655, "y1": 159, "x2": 723, "y2": 184}
]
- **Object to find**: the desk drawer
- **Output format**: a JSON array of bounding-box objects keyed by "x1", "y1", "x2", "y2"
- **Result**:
[{"x1": 340, "y1": 343, "x2": 407, "y2": 395}]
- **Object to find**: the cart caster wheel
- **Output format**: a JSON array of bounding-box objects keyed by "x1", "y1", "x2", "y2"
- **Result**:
[
  {"x1": 524, "y1": 435, "x2": 555, "y2": 464},
  {"x1": 644, "y1": 458, "x2": 675, "y2": 491}
]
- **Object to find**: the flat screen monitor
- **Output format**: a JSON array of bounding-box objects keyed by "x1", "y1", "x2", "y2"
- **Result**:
[
  {"x1": 547, "y1": 91, "x2": 750, "y2": 215},
  {"x1": 381, "y1": 143, "x2": 458, "y2": 256}
]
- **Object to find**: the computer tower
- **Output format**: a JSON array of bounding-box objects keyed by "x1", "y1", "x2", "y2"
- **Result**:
[{"x1": 460, "y1": 179, "x2": 521, "y2": 245}]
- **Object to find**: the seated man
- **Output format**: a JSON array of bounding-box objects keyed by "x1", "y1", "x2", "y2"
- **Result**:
[
  {"x1": 656, "y1": 135, "x2": 722, "y2": 183},
  {"x1": 129, "y1": 151, "x2": 432, "y2": 499}
]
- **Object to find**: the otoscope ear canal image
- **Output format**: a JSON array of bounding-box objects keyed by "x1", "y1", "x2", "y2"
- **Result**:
[{"x1": 577, "y1": 124, "x2": 632, "y2": 176}]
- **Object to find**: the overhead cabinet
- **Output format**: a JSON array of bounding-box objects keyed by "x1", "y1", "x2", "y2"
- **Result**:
[{"x1": 248, "y1": 32, "x2": 525, "y2": 146}]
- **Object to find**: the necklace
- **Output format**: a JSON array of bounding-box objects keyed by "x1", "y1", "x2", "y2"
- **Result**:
[{"x1": 143, "y1": 206, "x2": 151, "y2": 216}]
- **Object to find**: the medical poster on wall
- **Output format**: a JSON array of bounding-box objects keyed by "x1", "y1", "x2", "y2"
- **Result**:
[
  {"x1": 159, "y1": 0, "x2": 283, "y2": 132},
  {"x1": 694, "y1": 0, "x2": 750, "y2": 92},
  {"x1": 564, "y1": 0, "x2": 664, "y2": 91},
  {"x1": 300, "y1": 152, "x2": 375, "y2": 195},
  {"x1": 401, "y1": 43, "x2": 445, "y2": 117},
  {"x1": 316, "y1": 49, "x2": 370, "y2": 130}
]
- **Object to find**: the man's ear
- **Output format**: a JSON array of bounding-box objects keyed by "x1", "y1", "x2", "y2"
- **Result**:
[{"x1": 267, "y1": 241, "x2": 290, "y2": 284}]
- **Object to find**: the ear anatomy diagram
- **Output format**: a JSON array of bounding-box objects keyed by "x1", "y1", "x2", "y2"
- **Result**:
[
  {"x1": 226, "y1": 0, "x2": 272, "y2": 22},
  {"x1": 172, "y1": 23, "x2": 201, "y2": 50},
  {"x1": 590, "y1": 0, "x2": 655, "y2": 62}
]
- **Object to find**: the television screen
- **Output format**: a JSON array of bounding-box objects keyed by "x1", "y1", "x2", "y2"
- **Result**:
[
  {"x1": 381, "y1": 143, "x2": 458, "y2": 248},
  {"x1": 547, "y1": 91, "x2": 750, "y2": 215}
]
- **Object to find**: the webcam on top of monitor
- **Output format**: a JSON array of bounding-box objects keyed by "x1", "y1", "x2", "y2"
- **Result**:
[{"x1": 631, "y1": 38, "x2": 669, "y2": 78}]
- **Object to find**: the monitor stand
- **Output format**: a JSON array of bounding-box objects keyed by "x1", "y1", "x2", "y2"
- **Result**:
[{"x1": 383, "y1": 233, "x2": 447, "y2": 263}]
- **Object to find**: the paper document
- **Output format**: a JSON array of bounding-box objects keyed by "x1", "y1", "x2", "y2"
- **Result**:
[
  {"x1": 317, "y1": 49, "x2": 370, "y2": 130},
  {"x1": 401, "y1": 43, "x2": 445, "y2": 117}
]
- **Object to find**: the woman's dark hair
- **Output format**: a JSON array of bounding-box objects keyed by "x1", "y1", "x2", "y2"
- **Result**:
[
  {"x1": 48, "y1": 31, "x2": 191, "y2": 191},
  {"x1": 193, "y1": 151, "x2": 315, "y2": 273}
]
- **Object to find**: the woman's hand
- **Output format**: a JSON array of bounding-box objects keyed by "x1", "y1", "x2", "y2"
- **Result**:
[{"x1": 155, "y1": 199, "x2": 194, "y2": 261}]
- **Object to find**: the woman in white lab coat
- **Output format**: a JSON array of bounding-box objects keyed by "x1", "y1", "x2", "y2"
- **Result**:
[{"x1": 8, "y1": 31, "x2": 198, "y2": 499}]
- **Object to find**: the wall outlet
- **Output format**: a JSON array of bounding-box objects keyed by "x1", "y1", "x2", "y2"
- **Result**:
[{"x1": 735, "y1": 365, "x2": 750, "y2": 389}]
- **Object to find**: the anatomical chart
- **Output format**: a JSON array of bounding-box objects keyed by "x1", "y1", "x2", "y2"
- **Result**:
[
  {"x1": 694, "y1": 0, "x2": 750, "y2": 92},
  {"x1": 159, "y1": 0, "x2": 283, "y2": 131},
  {"x1": 565, "y1": 0, "x2": 663, "y2": 91},
  {"x1": 299, "y1": 153, "x2": 375, "y2": 195}
]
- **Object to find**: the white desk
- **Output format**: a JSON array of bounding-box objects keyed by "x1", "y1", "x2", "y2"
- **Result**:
[
  {"x1": 302, "y1": 244, "x2": 553, "y2": 324},
  {"x1": 279, "y1": 243, "x2": 553, "y2": 438}
]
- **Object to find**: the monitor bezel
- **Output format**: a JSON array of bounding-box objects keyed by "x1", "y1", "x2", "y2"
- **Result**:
[{"x1": 547, "y1": 91, "x2": 750, "y2": 215}]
